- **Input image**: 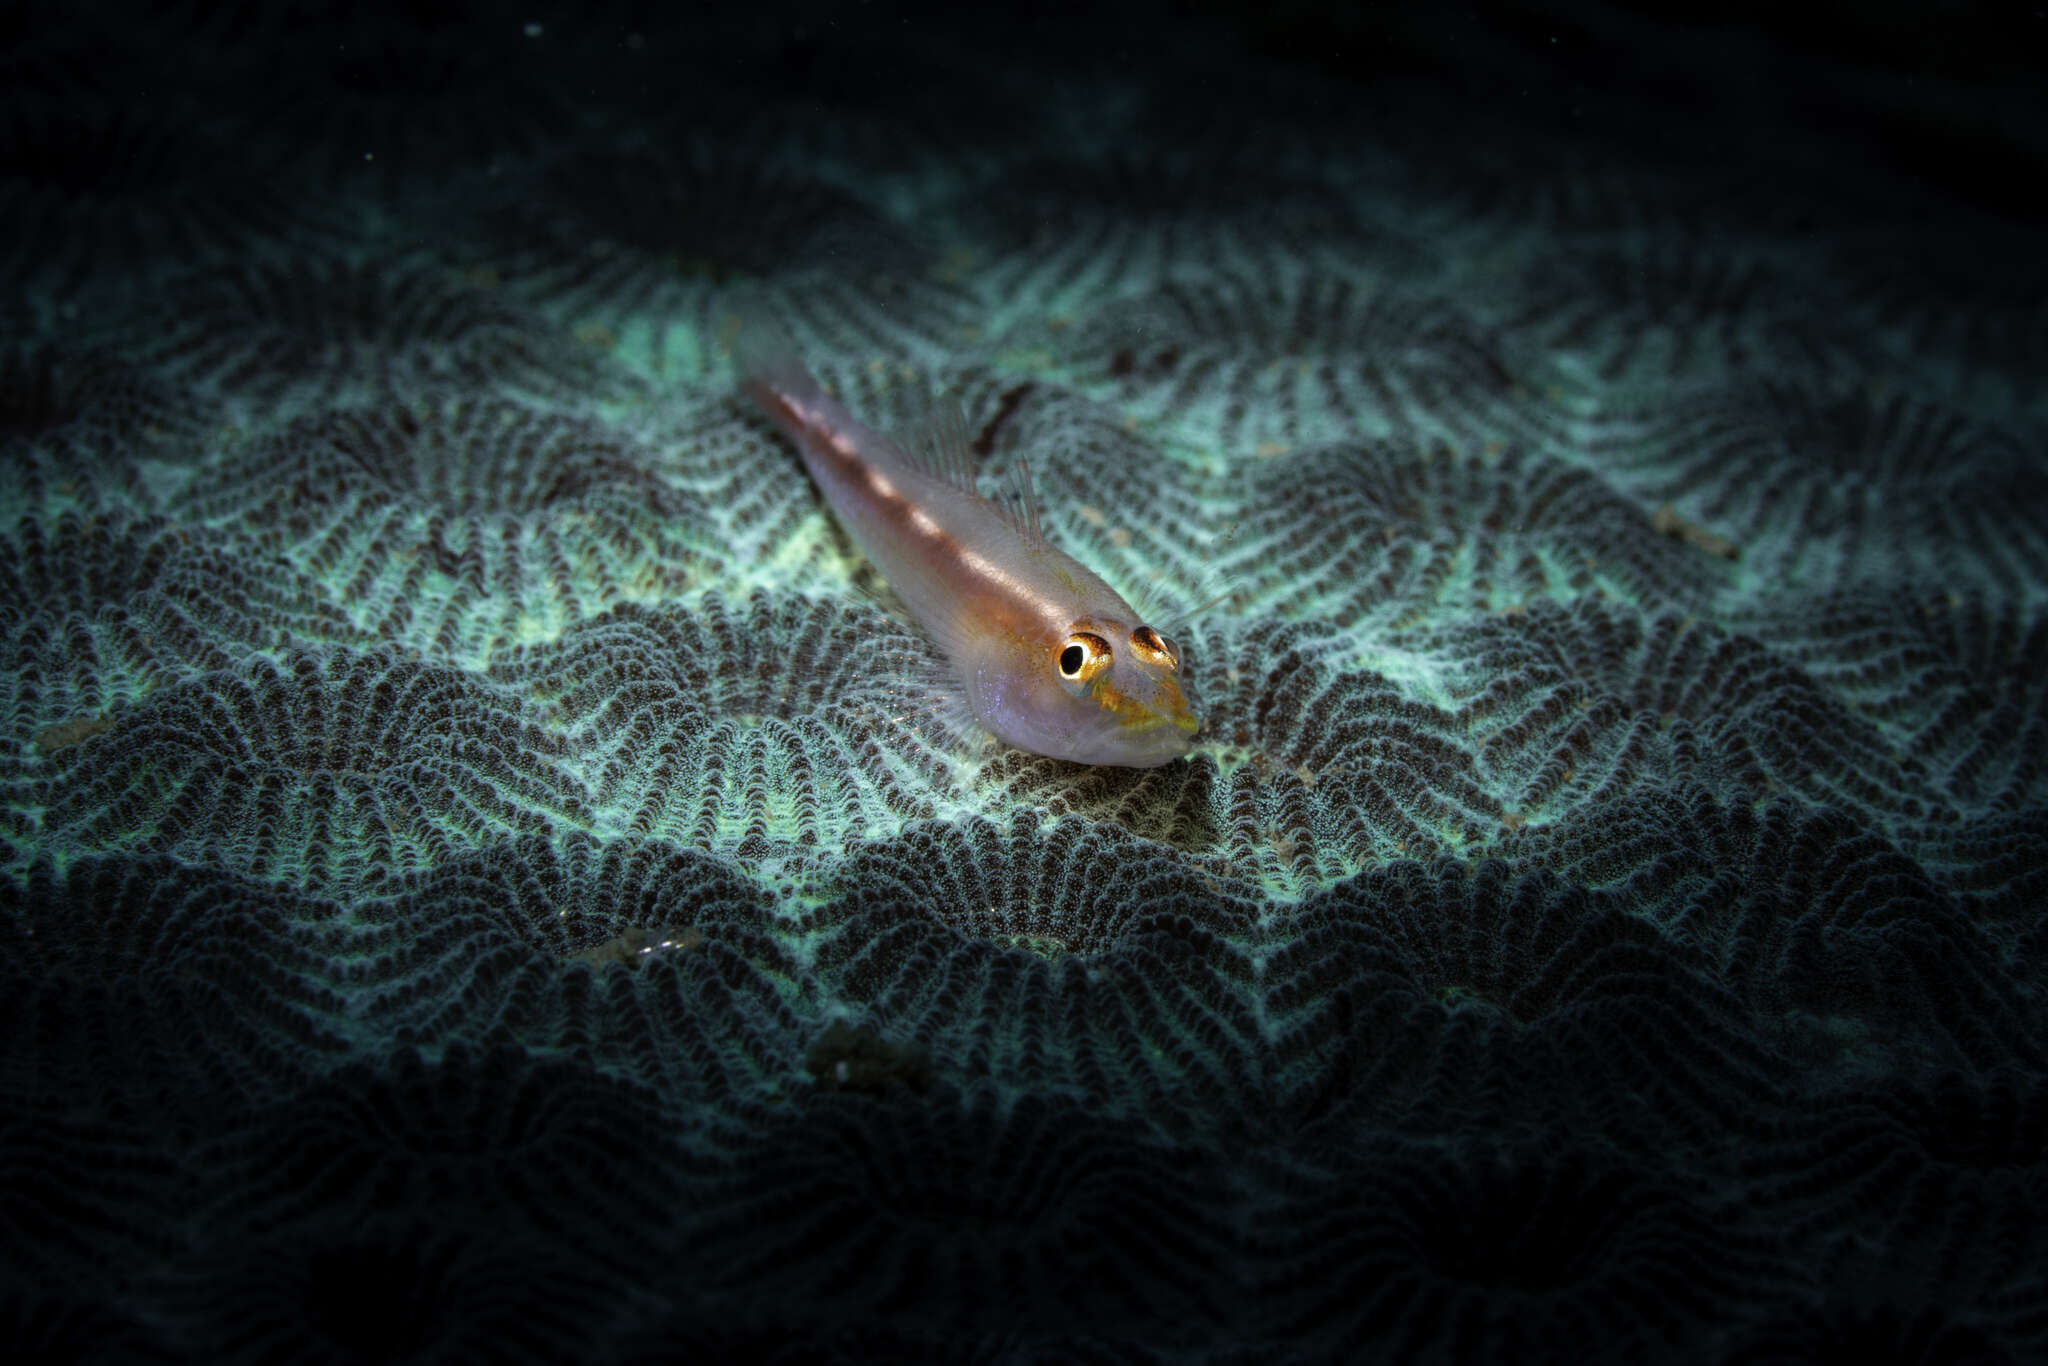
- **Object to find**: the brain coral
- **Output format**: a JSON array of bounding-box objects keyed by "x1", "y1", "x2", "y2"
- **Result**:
[{"x1": 2, "y1": 2, "x2": 2044, "y2": 1362}]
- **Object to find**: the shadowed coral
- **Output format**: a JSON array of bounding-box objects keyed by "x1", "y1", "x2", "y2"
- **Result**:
[
  {"x1": 1503, "y1": 238, "x2": 1876, "y2": 389},
  {"x1": 1582, "y1": 381, "x2": 2047, "y2": 590},
  {"x1": 1742, "y1": 1074, "x2": 2048, "y2": 1287},
  {"x1": 0, "y1": 513, "x2": 375, "y2": 775},
  {"x1": 1827, "y1": 220, "x2": 2048, "y2": 409},
  {"x1": 0, "y1": 345, "x2": 212, "y2": 477},
  {"x1": 1063, "y1": 269, "x2": 1542, "y2": 456},
  {"x1": 2, "y1": 857, "x2": 358, "y2": 1111},
  {"x1": 1938, "y1": 812, "x2": 2048, "y2": 989},
  {"x1": 177, "y1": 399, "x2": 722, "y2": 661},
  {"x1": 348, "y1": 834, "x2": 811, "y2": 1111},
  {"x1": 827, "y1": 813, "x2": 1257, "y2": 952},
  {"x1": 612, "y1": 1300, "x2": 1193, "y2": 1366},
  {"x1": 490, "y1": 595, "x2": 958, "y2": 862},
  {"x1": 1721, "y1": 1294, "x2": 2022, "y2": 1366},
  {"x1": 1741, "y1": 589, "x2": 2048, "y2": 813},
  {"x1": 1192, "y1": 618, "x2": 1501, "y2": 880},
  {"x1": 30, "y1": 648, "x2": 592, "y2": 892},
  {"x1": 0, "y1": 1101, "x2": 189, "y2": 1294},
  {"x1": 0, "y1": 1273, "x2": 174, "y2": 1366},
  {"x1": 138, "y1": 1041, "x2": 672, "y2": 1365},
  {"x1": 0, "y1": 856, "x2": 369, "y2": 1294},
  {"x1": 1389, "y1": 113, "x2": 1733, "y2": 241},
  {"x1": 686, "y1": 1091, "x2": 1239, "y2": 1344},
  {"x1": 1260, "y1": 860, "x2": 1791, "y2": 1149},
  {"x1": 167, "y1": 1043, "x2": 676, "y2": 1284},
  {"x1": 450, "y1": 127, "x2": 977, "y2": 383},
  {"x1": 957, "y1": 152, "x2": 1378, "y2": 321},
  {"x1": 1254, "y1": 1134, "x2": 1782, "y2": 1363},
  {"x1": 1224, "y1": 440, "x2": 1726, "y2": 637},
  {"x1": 106, "y1": 256, "x2": 621, "y2": 414},
  {"x1": 1437, "y1": 597, "x2": 1941, "y2": 826},
  {"x1": 0, "y1": 93, "x2": 319, "y2": 293},
  {"x1": 149, "y1": 1216, "x2": 622, "y2": 1366},
  {"x1": 1503, "y1": 789, "x2": 2040, "y2": 1075},
  {"x1": 813, "y1": 816, "x2": 1267, "y2": 1138}
]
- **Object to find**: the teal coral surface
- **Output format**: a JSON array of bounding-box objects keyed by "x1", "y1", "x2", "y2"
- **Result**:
[{"x1": 4, "y1": 2, "x2": 2047, "y2": 1361}]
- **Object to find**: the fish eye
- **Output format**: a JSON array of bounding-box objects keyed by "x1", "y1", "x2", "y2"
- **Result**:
[
  {"x1": 1056, "y1": 631, "x2": 1112, "y2": 696},
  {"x1": 1129, "y1": 625, "x2": 1178, "y2": 670}
]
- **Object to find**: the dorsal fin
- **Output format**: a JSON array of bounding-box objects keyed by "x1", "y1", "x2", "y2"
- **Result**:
[
  {"x1": 993, "y1": 454, "x2": 1045, "y2": 542},
  {"x1": 899, "y1": 392, "x2": 979, "y2": 493},
  {"x1": 898, "y1": 393, "x2": 1049, "y2": 546}
]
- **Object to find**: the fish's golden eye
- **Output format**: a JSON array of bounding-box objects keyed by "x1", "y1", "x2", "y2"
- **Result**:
[
  {"x1": 1129, "y1": 625, "x2": 1178, "y2": 670},
  {"x1": 1056, "y1": 631, "x2": 1111, "y2": 697}
]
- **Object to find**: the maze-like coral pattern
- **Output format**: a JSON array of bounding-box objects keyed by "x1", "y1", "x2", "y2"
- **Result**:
[{"x1": 4, "y1": 3, "x2": 2046, "y2": 1361}]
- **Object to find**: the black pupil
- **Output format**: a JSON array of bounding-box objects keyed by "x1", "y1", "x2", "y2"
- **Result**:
[{"x1": 1060, "y1": 644, "x2": 1085, "y2": 676}]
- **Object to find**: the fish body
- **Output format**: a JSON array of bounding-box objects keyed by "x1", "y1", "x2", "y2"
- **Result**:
[{"x1": 733, "y1": 320, "x2": 1197, "y2": 767}]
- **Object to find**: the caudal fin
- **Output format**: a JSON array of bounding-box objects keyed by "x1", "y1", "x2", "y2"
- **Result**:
[{"x1": 721, "y1": 297, "x2": 821, "y2": 403}]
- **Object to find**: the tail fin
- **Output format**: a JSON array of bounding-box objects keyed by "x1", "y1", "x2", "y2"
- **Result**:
[{"x1": 721, "y1": 296, "x2": 822, "y2": 404}]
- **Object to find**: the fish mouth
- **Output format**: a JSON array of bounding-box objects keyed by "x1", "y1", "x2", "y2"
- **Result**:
[
  {"x1": 1095, "y1": 678, "x2": 1199, "y2": 737},
  {"x1": 1126, "y1": 705, "x2": 1200, "y2": 737}
]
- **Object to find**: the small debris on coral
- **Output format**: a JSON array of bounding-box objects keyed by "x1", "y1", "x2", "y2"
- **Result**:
[
  {"x1": 1651, "y1": 502, "x2": 1739, "y2": 559},
  {"x1": 566, "y1": 923, "x2": 703, "y2": 969},
  {"x1": 34, "y1": 713, "x2": 116, "y2": 755},
  {"x1": 804, "y1": 1019, "x2": 935, "y2": 1095}
]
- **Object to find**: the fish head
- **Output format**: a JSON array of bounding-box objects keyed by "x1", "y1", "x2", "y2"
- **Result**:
[{"x1": 978, "y1": 615, "x2": 1199, "y2": 767}]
